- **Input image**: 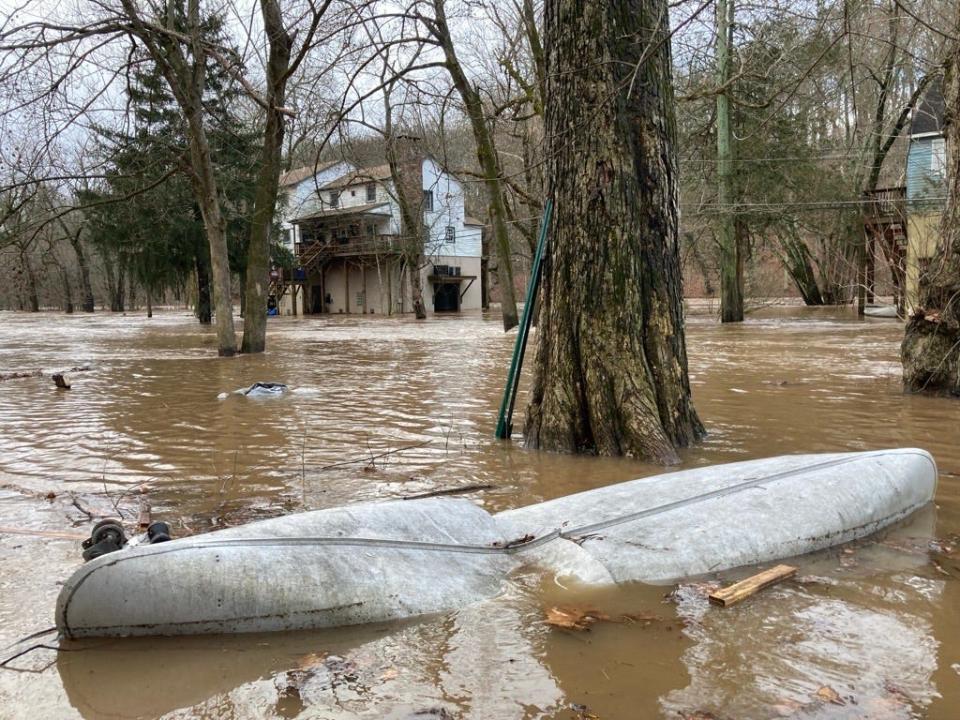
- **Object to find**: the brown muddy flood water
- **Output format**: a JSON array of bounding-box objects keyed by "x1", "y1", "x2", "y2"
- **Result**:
[{"x1": 1, "y1": 306, "x2": 959, "y2": 719}]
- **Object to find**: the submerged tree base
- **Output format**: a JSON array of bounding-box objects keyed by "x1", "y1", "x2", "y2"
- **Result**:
[
  {"x1": 902, "y1": 258, "x2": 960, "y2": 396},
  {"x1": 524, "y1": 0, "x2": 704, "y2": 465},
  {"x1": 902, "y1": 315, "x2": 960, "y2": 395}
]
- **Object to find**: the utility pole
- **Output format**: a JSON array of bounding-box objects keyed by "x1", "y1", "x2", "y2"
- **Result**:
[{"x1": 716, "y1": 0, "x2": 743, "y2": 322}]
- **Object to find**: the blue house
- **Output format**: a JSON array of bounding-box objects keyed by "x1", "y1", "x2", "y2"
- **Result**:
[{"x1": 905, "y1": 76, "x2": 948, "y2": 310}]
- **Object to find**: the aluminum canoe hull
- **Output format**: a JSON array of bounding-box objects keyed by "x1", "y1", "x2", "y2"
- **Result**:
[{"x1": 56, "y1": 448, "x2": 937, "y2": 638}]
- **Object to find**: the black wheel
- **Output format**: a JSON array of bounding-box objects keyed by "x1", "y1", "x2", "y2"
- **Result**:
[
  {"x1": 91, "y1": 518, "x2": 122, "y2": 532},
  {"x1": 82, "y1": 538, "x2": 121, "y2": 562},
  {"x1": 91, "y1": 521, "x2": 125, "y2": 547},
  {"x1": 147, "y1": 521, "x2": 171, "y2": 544}
]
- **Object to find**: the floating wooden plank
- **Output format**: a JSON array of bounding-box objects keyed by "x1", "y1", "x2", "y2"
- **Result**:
[
  {"x1": 708, "y1": 564, "x2": 797, "y2": 607},
  {"x1": 138, "y1": 500, "x2": 152, "y2": 530}
]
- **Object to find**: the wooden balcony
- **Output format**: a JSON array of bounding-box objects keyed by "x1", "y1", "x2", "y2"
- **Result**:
[
  {"x1": 291, "y1": 235, "x2": 402, "y2": 275},
  {"x1": 863, "y1": 187, "x2": 906, "y2": 227}
]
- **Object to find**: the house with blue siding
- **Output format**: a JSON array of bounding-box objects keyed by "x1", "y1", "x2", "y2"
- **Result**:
[
  {"x1": 278, "y1": 139, "x2": 483, "y2": 315},
  {"x1": 905, "y1": 76, "x2": 948, "y2": 310}
]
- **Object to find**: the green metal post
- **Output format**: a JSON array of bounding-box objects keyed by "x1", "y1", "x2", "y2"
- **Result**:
[{"x1": 495, "y1": 200, "x2": 553, "y2": 439}]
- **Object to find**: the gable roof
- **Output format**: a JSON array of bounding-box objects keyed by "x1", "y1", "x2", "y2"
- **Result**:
[
  {"x1": 322, "y1": 163, "x2": 394, "y2": 190},
  {"x1": 279, "y1": 160, "x2": 344, "y2": 187},
  {"x1": 910, "y1": 75, "x2": 945, "y2": 137}
]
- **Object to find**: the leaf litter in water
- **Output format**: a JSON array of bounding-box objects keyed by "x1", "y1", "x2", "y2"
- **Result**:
[{"x1": 814, "y1": 685, "x2": 846, "y2": 705}]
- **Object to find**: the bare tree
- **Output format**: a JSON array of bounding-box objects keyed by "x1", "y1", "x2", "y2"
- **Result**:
[
  {"x1": 241, "y1": 0, "x2": 338, "y2": 353},
  {"x1": 418, "y1": 0, "x2": 521, "y2": 331}
]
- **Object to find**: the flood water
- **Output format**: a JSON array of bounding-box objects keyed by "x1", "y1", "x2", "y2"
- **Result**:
[{"x1": 1, "y1": 305, "x2": 959, "y2": 719}]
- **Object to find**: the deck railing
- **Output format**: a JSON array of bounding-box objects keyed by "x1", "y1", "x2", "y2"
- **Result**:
[
  {"x1": 862, "y1": 186, "x2": 906, "y2": 223},
  {"x1": 295, "y1": 235, "x2": 399, "y2": 264}
]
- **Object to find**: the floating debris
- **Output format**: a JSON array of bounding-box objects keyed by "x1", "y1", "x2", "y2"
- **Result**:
[{"x1": 544, "y1": 606, "x2": 661, "y2": 631}]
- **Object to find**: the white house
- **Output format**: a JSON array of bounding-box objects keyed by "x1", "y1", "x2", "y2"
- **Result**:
[
  {"x1": 278, "y1": 160, "x2": 355, "y2": 252},
  {"x1": 275, "y1": 144, "x2": 483, "y2": 316}
]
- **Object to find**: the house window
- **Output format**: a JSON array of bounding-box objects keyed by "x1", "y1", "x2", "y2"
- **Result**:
[
  {"x1": 283, "y1": 228, "x2": 292, "y2": 246},
  {"x1": 423, "y1": 190, "x2": 434, "y2": 212},
  {"x1": 932, "y1": 138, "x2": 946, "y2": 179},
  {"x1": 445, "y1": 226, "x2": 456, "y2": 244},
  {"x1": 329, "y1": 191, "x2": 340, "y2": 207},
  {"x1": 366, "y1": 183, "x2": 376, "y2": 202}
]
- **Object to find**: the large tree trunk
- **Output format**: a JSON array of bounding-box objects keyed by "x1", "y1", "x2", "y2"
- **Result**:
[
  {"x1": 903, "y1": 46, "x2": 960, "y2": 394},
  {"x1": 386, "y1": 129, "x2": 428, "y2": 320},
  {"x1": 114, "y1": 262, "x2": 125, "y2": 313},
  {"x1": 195, "y1": 250, "x2": 213, "y2": 325},
  {"x1": 18, "y1": 247, "x2": 39, "y2": 312},
  {"x1": 58, "y1": 264, "x2": 74, "y2": 313},
  {"x1": 241, "y1": 0, "x2": 292, "y2": 354},
  {"x1": 68, "y1": 230, "x2": 95, "y2": 312},
  {"x1": 185, "y1": 115, "x2": 235, "y2": 354},
  {"x1": 524, "y1": 0, "x2": 704, "y2": 463},
  {"x1": 776, "y1": 227, "x2": 824, "y2": 305}
]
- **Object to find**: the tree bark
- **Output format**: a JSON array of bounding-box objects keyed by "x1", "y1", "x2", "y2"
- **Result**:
[
  {"x1": 18, "y1": 247, "x2": 39, "y2": 312},
  {"x1": 241, "y1": 0, "x2": 293, "y2": 353},
  {"x1": 68, "y1": 230, "x2": 95, "y2": 312},
  {"x1": 524, "y1": 0, "x2": 704, "y2": 462},
  {"x1": 195, "y1": 251, "x2": 213, "y2": 324},
  {"x1": 58, "y1": 264, "x2": 74, "y2": 313},
  {"x1": 386, "y1": 123, "x2": 427, "y2": 319},
  {"x1": 903, "y1": 38, "x2": 960, "y2": 395},
  {"x1": 776, "y1": 225, "x2": 824, "y2": 305},
  {"x1": 114, "y1": 262, "x2": 125, "y2": 313},
  {"x1": 183, "y1": 100, "x2": 235, "y2": 353}
]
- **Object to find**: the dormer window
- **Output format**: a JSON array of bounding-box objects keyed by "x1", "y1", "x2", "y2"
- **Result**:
[
  {"x1": 366, "y1": 183, "x2": 376, "y2": 202},
  {"x1": 423, "y1": 190, "x2": 434, "y2": 212},
  {"x1": 328, "y1": 191, "x2": 340, "y2": 208}
]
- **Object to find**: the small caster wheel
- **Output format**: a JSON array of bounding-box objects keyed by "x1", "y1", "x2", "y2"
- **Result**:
[
  {"x1": 147, "y1": 522, "x2": 171, "y2": 544},
  {"x1": 90, "y1": 520, "x2": 126, "y2": 547}
]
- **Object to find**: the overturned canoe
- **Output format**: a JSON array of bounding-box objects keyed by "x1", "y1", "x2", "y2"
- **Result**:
[
  {"x1": 495, "y1": 447, "x2": 937, "y2": 584},
  {"x1": 56, "y1": 448, "x2": 937, "y2": 638},
  {"x1": 864, "y1": 304, "x2": 899, "y2": 319}
]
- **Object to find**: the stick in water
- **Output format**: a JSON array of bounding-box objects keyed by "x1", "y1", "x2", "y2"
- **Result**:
[{"x1": 708, "y1": 564, "x2": 797, "y2": 607}]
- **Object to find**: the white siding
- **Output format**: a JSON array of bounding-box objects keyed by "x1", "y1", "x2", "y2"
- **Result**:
[
  {"x1": 279, "y1": 161, "x2": 354, "y2": 248},
  {"x1": 421, "y1": 157, "x2": 481, "y2": 258}
]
